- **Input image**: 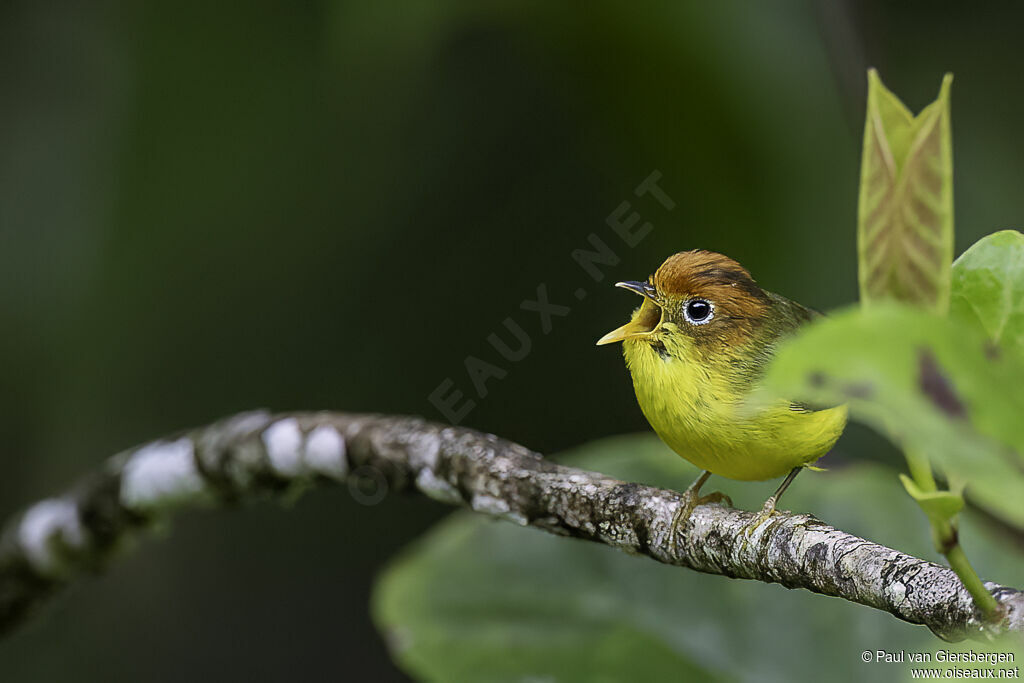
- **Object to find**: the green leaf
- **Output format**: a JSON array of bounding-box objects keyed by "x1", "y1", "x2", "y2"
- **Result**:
[
  {"x1": 898, "y1": 474, "x2": 964, "y2": 523},
  {"x1": 951, "y1": 229, "x2": 1024, "y2": 357},
  {"x1": 760, "y1": 303, "x2": 1024, "y2": 531},
  {"x1": 373, "y1": 434, "x2": 1024, "y2": 683},
  {"x1": 858, "y1": 70, "x2": 954, "y2": 313}
]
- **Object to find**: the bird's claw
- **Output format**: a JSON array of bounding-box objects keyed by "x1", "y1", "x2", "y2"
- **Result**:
[
  {"x1": 668, "y1": 490, "x2": 733, "y2": 555},
  {"x1": 697, "y1": 491, "x2": 733, "y2": 509},
  {"x1": 742, "y1": 499, "x2": 781, "y2": 539}
]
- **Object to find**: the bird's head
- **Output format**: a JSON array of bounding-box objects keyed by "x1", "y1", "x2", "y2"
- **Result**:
[{"x1": 596, "y1": 250, "x2": 773, "y2": 358}]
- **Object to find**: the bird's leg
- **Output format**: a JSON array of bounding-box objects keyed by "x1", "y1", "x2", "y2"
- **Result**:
[
  {"x1": 668, "y1": 470, "x2": 733, "y2": 554},
  {"x1": 745, "y1": 467, "x2": 802, "y2": 535}
]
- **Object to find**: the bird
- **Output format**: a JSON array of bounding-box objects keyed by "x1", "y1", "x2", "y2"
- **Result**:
[{"x1": 596, "y1": 249, "x2": 847, "y2": 533}]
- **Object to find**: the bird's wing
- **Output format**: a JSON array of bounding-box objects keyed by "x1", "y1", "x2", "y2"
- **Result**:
[{"x1": 764, "y1": 291, "x2": 840, "y2": 411}]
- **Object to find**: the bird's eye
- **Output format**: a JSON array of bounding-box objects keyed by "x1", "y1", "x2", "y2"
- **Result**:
[{"x1": 683, "y1": 298, "x2": 714, "y2": 325}]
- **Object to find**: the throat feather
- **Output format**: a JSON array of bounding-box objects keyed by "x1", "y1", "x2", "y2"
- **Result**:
[{"x1": 647, "y1": 339, "x2": 670, "y2": 360}]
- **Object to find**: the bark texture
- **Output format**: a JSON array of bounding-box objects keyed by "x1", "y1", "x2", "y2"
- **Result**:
[{"x1": 0, "y1": 411, "x2": 1020, "y2": 641}]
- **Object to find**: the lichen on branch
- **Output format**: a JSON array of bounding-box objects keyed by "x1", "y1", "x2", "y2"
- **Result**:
[{"x1": 0, "y1": 411, "x2": 1020, "y2": 641}]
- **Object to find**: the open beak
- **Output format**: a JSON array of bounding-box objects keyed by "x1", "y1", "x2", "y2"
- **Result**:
[{"x1": 596, "y1": 281, "x2": 663, "y2": 346}]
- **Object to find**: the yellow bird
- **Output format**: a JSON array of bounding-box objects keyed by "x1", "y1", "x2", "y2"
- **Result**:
[{"x1": 597, "y1": 250, "x2": 847, "y2": 528}]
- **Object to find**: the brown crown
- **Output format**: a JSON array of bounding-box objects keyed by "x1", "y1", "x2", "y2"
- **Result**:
[{"x1": 651, "y1": 250, "x2": 771, "y2": 314}]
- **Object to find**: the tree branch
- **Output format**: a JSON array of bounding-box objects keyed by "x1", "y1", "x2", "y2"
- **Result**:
[{"x1": 1, "y1": 411, "x2": 1020, "y2": 641}]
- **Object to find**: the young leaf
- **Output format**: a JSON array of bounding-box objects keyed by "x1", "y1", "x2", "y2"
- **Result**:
[
  {"x1": 950, "y1": 229, "x2": 1024, "y2": 357},
  {"x1": 898, "y1": 474, "x2": 964, "y2": 524},
  {"x1": 759, "y1": 304, "x2": 1024, "y2": 531},
  {"x1": 858, "y1": 70, "x2": 954, "y2": 313}
]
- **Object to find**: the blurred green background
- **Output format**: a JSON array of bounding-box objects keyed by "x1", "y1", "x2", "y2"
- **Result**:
[{"x1": 2, "y1": 1, "x2": 1022, "y2": 680}]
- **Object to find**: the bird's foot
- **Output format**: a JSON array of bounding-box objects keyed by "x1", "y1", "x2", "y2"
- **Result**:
[
  {"x1": 668, "y1": 490, "x2": 733, "y2": 555},
  {"x1": 742, "y1": 497, "x2": 782, "y2": 540}
]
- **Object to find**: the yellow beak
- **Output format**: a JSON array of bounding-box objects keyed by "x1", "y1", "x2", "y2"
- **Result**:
[
  {"x1": 596, "y1": 282, "x2": 663, "y2": 346},
  {"x1": 596, "y1": 318, "x2": 655, "y2": 345}
]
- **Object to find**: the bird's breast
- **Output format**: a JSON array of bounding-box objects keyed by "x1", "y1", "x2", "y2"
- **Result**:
[{"x1": 621, "y1": 337, "x2": 845, "y2": 481}]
